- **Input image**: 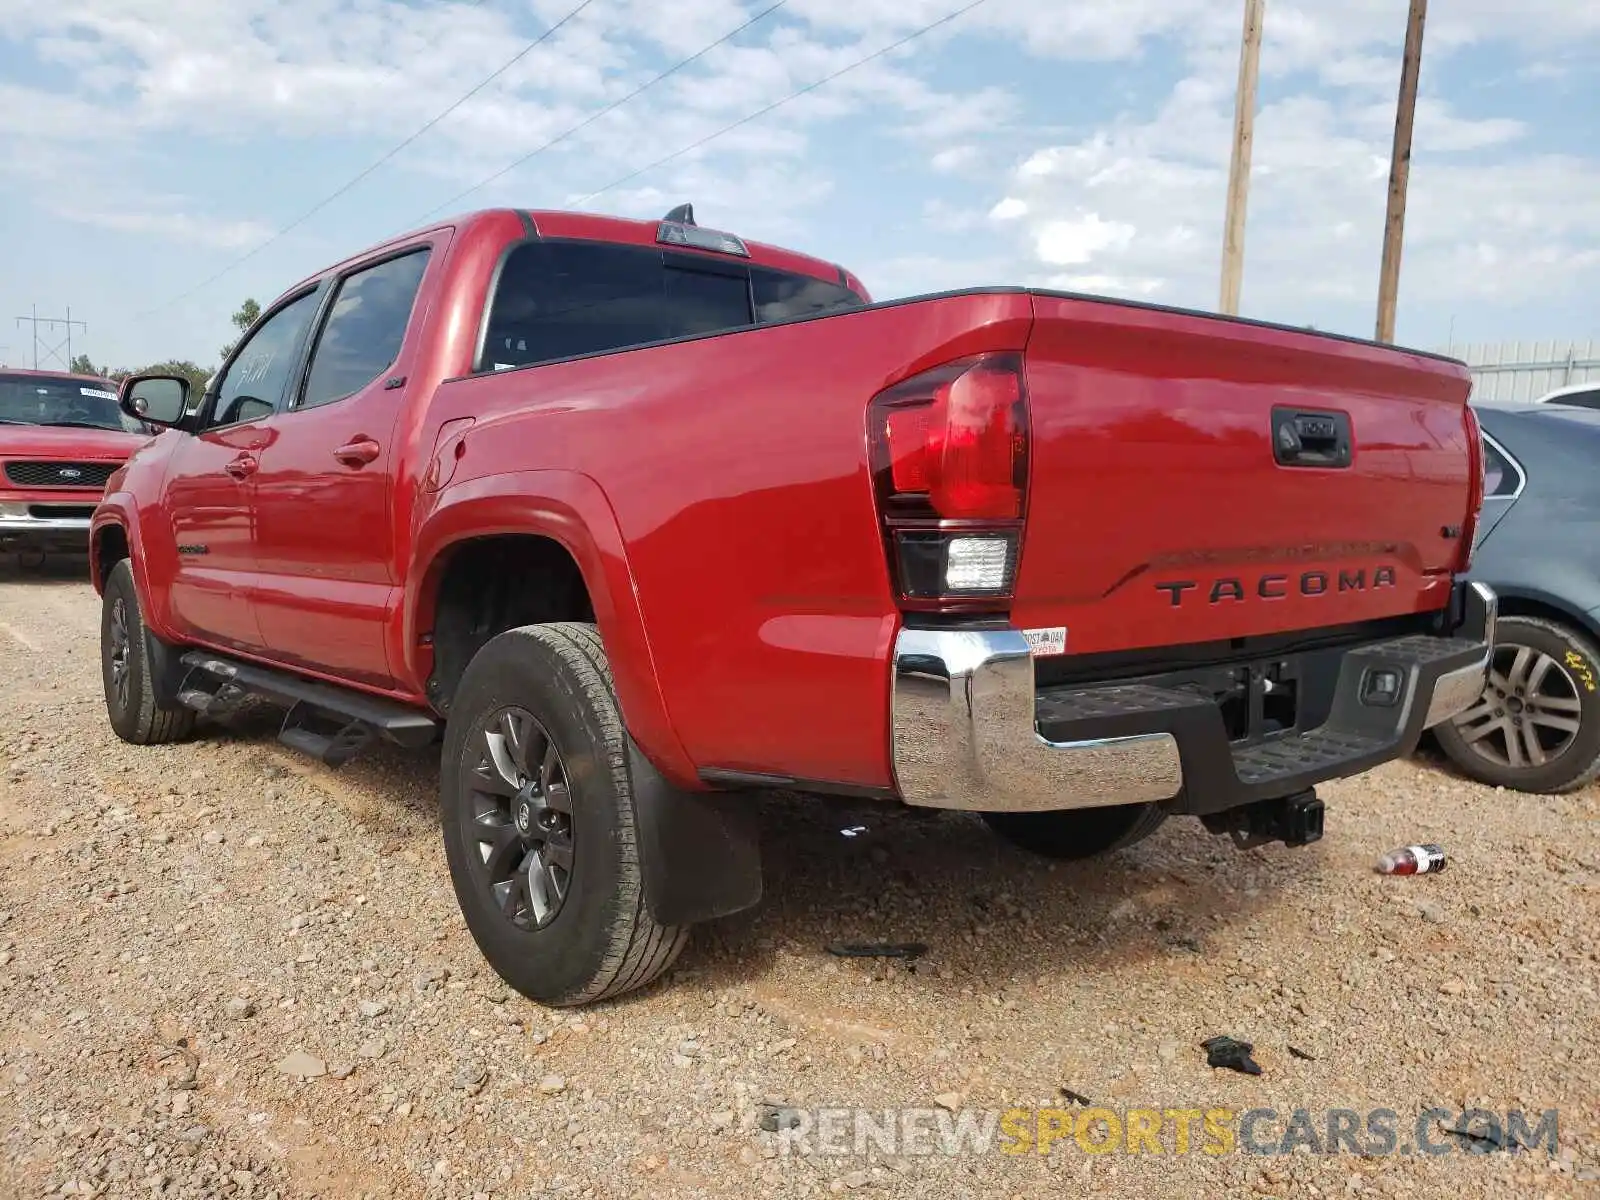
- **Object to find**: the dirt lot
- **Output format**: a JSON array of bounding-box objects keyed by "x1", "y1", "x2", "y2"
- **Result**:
[{"x1": 1, "y1": 559, "x2": 1597, "y2": 1199}]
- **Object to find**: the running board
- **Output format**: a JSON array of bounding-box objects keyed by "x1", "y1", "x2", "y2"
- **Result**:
[{"x1": 177, "y1": 652, "x2": 439, "y2": 766}]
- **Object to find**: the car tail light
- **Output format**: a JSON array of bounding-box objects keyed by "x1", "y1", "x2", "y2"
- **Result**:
[
  {"x1": 867, "y1": 353, "x2": 1029, "y2": 612},
  {"x1": 1460, "y1": 404, "x2": 1485, "y2": 571}
]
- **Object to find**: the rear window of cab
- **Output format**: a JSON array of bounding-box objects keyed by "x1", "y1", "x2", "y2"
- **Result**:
[{"x1": 479, "y1": 240, "x2": 864, "y2": 372}]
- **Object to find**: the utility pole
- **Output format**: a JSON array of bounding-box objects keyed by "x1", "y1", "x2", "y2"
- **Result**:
[
  {"x1": 1375, "y1": 0, "x2": 1427, "y2": 344},
  {"x1": 13, "y1": 305, "x2": 87, "y2": 371},
  {"x1": 1219, "y1": 0, "x2": 1265, "y2": 316}
]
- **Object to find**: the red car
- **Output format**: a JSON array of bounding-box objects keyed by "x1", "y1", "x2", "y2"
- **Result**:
[
  {"x1": 0, "y1": 370, "x2": 150, "y2": 559},
  {"x1": 91, "y1": 205, "x2": 1496, "y2": 1006}
]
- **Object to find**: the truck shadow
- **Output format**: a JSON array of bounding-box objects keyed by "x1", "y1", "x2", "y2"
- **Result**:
[
  {"x1": 0, "y1": 551, "x2": 92, "y2": 582},
  {"x1": 204, "y1": 708, "x2": 1306, "y2": 1002},
  {"x1": 684, "y1": 790, "x2": 1309, "y2": 995}
]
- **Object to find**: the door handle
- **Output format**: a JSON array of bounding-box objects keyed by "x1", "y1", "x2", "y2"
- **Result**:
[
  {"x1": 334, "y1": 437, "x2": 382, "y2": 467},
  {"x1": 225, "y1": 454, "x2": 258, "y2": 480}
]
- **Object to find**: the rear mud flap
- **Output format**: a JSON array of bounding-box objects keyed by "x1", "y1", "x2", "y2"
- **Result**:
[{"x1": 628, "y1": 737, "x2": 763, "y2": 926}]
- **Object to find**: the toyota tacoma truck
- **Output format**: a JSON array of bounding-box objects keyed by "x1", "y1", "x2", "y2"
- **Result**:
[
  {"x1": 1, "y1": 369, "x2": 150, "y2": 559},
  {"x1": 91, "y1": 205, "x2": 1496, "y2": 1006}
]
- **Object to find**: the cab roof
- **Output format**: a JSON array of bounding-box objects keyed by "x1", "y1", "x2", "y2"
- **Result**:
[{"x1": 287, "y1": 206, "x2": 866, "y2": 301}]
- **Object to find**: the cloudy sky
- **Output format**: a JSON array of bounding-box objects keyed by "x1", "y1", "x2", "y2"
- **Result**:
[{"x1": 2, "y1": 0, "x2": 1597, "y2": 373}]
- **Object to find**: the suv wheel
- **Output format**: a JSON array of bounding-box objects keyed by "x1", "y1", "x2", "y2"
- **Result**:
[
  {"x1": 101, "y1": 559, "x2": 196, "y2": 745},
  {"x1": 1434, "y1": 615, "x2": 1600, "y2": 794},
  {"x1": 440, "y1": 622, "x2": 688, "y2": 1006},
  {"x1": 982, "y1": 802, "x2": 1167, "y2": 860}
]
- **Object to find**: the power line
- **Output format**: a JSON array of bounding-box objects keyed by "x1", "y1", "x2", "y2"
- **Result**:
[
  {"x1": 135, "y1": 0, "x2": 599, "y2": 320},
  {"x1": 569, "y1": 0, "x2": 991, "y2": 208},
  {"x1": 405, "y1": 0, "x2": 790, "y2": 228},
  {"x1": 14, "y1": 306, "x2": 87, "y2": 371}
]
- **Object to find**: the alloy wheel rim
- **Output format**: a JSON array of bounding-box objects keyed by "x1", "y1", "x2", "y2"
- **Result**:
[
  {"x1": 460, "y1": 706, "x2": 575, "y2": 931},
  {"x1": 108, "y1": 597, "x2": 131, "y2": 712},
  {"x1": 1450, "y1": 641, "x2": 1584, "y2": 771}
]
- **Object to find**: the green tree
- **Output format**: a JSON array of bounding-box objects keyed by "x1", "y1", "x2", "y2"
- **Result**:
[
  {"x1": 69, "y1": 353, "x2": 99, "y2": 376},
  {"x1": 137, "y1": 360, "x2": 213, "y2": 399},
  {"x1": 220, "y1": 298, "x2": 261, "y2": 362}
]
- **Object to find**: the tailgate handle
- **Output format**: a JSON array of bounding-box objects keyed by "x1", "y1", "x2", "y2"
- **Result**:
[{"x1": 1272, "y1": 407, "x2": 1352, "y2": 469}]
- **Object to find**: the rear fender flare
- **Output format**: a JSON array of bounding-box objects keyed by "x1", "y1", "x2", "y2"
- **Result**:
[{"x1": 406, "y1": 469, "x2": 697, "y2": 788}]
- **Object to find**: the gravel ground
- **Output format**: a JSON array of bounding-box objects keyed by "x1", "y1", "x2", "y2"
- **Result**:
[{"x1": 1, "y1": 557, "x2": 1597, "y2": 1199}]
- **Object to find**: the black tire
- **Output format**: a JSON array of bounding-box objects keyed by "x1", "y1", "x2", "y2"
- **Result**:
[
  {"x1": 440, "y1": 621, "x2": 688, "y2": 1007},
  {"x1": 981, "y1": 802, "x2": 1167, "y2": 860},
  {"x1": 1433, "y1": 615, "x2": 1600, "y2": 794},
  {"x1": 101, "y1": 559, "x2": 196, "y2": 746}
]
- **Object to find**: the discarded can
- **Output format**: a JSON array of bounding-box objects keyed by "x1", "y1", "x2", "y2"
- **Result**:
[{"x1": 1374, "y1": 843, "x2": 1447, "y2": 875}]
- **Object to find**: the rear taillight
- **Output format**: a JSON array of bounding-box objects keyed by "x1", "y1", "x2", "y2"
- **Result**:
[
  {"x1": 1460, "y1": 404, "x2": 1485, "y2": 570},
  {"x1": 867, "y1": 352, "x2": 1029, "y2": 611}
]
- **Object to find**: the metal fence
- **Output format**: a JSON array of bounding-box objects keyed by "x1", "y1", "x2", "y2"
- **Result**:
[{"x1": 1440, "y1": 339, "x2": 1600, "y2": 403}]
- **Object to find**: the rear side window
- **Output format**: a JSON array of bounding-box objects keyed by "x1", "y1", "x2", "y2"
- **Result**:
[
  {"x1": 751, "y1": 267, "x2": 862, "y2": 322},
  {"x1": 1483, "y1": 436, "x2": 1522, "y2": 497},
  {"x1": 300, "y1": 249, "x2": 430, "y2": 410},
  {"x1": 479, "y1": 241, "x2": 863, "y2": 371}
]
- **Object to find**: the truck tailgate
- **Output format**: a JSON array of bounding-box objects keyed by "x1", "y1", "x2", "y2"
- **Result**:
[{"x1": 1011, "y1": 293, "x2": 1477, "y2": 655}]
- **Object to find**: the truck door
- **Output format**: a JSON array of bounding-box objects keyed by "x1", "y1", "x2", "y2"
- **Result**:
[
  {"x1": 162, "y1": 287, "x2": 323, "y2": 652},
  {"x1": 249, "y1": 245, "x2": 433, "y2": 689}
]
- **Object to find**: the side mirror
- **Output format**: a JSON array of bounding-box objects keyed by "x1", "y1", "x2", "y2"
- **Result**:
[{"x1": 120, "y1": 374, "x2": 190, "y2": 430}]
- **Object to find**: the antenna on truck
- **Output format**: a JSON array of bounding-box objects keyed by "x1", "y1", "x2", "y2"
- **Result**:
[{"x1": 663, "y1": 203, "x2": 695, "y2": 226}]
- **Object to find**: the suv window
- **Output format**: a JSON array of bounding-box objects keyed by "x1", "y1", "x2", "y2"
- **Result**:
[
  {"x1": 209, "y1": 290, "x2": 322, "y2": 429},
  {"x1": 300, "y1": 249, "x2": 430, "y2": 410},
  {"x1": 480, "y1": 241, "x2": 863, "y2": 371},
  {"x1": 1546, "y1": 387, "x2": 1600, "y2": 411}
]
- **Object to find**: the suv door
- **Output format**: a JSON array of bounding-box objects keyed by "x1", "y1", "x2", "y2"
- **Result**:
[
  {"x1": 250, "y1": 245, "x2": 433, "y2": 687},
  {"x1": 162, "y1": 288, "x2": 323, "y2": 651}
]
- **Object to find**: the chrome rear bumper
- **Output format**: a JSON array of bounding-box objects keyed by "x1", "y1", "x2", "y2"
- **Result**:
[{"x1": 890, "y1": 582, "x2": 1497, "y2": 814}]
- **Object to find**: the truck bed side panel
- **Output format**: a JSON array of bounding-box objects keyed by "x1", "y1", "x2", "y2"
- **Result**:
[{"x1": 426, "y1": 293, "x2": 1034, "y2": 790}]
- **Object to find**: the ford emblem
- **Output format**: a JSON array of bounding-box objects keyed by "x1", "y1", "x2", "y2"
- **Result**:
[{"x1": 59, "y1": 467, "x2": 84, "y2": 480}]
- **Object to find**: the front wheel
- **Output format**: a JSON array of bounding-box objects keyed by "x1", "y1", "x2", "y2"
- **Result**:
[
  {"x1": 440, "y1": 622, "x2": 688, "y2": 1006},
  {"x1": 101, "y1": 559, "x2": 196, "y2": 746},
  {"x1": 981, "y1": 802, "x2": 1167, "y2": 860},
  {"x1": 1433, "y1": 615, "x2": 1600, "y2": 794}
]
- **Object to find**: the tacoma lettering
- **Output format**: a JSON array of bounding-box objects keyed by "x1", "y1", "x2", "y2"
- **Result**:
[{"x1": 1156, "y1": 566, "x2": 1398, "y2": 607}]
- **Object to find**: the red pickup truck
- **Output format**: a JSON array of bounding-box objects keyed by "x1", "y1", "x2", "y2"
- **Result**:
[
  {"x1": 1, "y1": 370, "x2": 149, "y2": 559},
  {"x1": 92, "y1": 205, "x2": 1496, "y2": 1006}
]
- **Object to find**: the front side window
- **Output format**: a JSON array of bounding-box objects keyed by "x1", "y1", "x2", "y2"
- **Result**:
[
  {"x1": 300, "y1": 249, "x2": 431, "y2": 410},
  {"x1": 480, "y1": 241, "x2": 864, "y2": 371},
  {"x1": 209, "y1": 290, "x2": 322, "y2": 429},
  {"x1": 0, "y1": 374, "x2": 143, "y2": 434}
]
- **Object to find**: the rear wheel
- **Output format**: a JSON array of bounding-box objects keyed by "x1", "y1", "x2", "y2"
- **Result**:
[
  {"x1": 1433, "y1": 615, "x2": 1600, "y2": 794},
  {"x1": 100, "y1": 559, "x2": 196, "y2": 746},
  {"x1": 981, "y1": 802, "x2": 1167, "y2": 860},
  {"x1": 440, "y1": 622, "x2": 688, "y2": 1006}
]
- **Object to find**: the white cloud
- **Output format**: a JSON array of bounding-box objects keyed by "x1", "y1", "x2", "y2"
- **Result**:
[
  {"x1": 973, "y1": 0, "x2": 1600, "y2": 338},
  {"x1": 53, "y1": 206, "x2": 276, "y2": 250},
  {"x1": 0, "y1": 0, "x2": 1029, "y2": 235},
  {"x1": 3, "y1": 0, "x2": 1600, "y2": 361},
  {"x1": 1034, "y1": 214, "x2": 1135, "y2": 266},
  {"x1": 930, "y1": 145, "x2": 977, "y2": 173}
]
